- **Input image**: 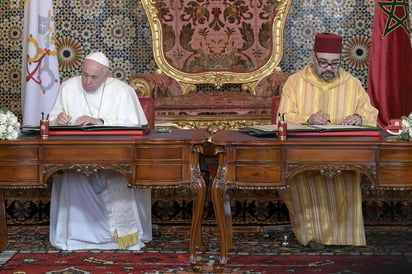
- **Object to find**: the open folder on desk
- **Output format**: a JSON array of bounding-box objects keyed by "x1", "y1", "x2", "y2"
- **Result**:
[
  {"x1": 21, "y1": 124, "x2": 149, "y2": 136},
  {"x1": 244, "y1": 122, "x2": 381, "y2": 137}
]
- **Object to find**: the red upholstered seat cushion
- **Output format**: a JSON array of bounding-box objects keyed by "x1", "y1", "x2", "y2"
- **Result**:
[{"x1": 155, "y1": 92, "x2": 272, "y2": 116}]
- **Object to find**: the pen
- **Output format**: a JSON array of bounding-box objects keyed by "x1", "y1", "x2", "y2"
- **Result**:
[{"x1": 61, "y1": 107, "x2": 71, "y2": 125}]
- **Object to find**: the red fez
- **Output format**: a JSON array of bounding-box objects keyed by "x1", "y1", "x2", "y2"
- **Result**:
[{"x1": 314, "y1": 33, "x2": 343, "y2": 53}]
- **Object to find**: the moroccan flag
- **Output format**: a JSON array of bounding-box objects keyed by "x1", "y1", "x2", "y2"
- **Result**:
[
  {"x1": 21, "y1": 0, "x2": 60, "y2": 126},
  {"x1": 368, "y1": 0, "x2": 412, "y2": 127}
]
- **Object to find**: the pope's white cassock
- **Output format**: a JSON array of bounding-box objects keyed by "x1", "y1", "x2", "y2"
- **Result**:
[{"x1": 48, "y1": 73, "x2": 151, "y2": 250}]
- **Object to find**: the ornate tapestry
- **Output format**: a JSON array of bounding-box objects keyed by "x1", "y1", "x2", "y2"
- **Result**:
[{"x1": 152, "y1": 0, "x2": 283, "y2": 73}]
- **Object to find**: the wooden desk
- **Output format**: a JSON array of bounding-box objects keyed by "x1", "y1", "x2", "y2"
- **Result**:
[
  {"x1": 210, "y1": 130, "x2": 412, "y2": 272},
  {"x1": 0, "y1": 130, "x2": 209, "y2": 271}
]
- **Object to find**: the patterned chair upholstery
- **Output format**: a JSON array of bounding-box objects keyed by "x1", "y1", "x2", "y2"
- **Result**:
[
  {"x1": 130, "y1": 0, "x2": 292, "y2": 130},
  {"x1": 271, "y1": 96, "x2": 282, "y2": 124},
  {"x1": 138, "y1": 96, "x2": 155, "y2": 130}
]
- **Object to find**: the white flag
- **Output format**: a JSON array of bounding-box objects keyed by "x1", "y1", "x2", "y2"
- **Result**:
[{"x1": 21, "y1": 0, "x2": 60, "y2": 126}]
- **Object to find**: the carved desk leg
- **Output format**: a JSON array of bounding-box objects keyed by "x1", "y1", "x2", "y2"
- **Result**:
[
  {"x1": 189, "y1": 145, "x2": 208, "y2": 273},
  {"x1": 212, "y1": 164, "x2": 233, "y2": 273},
  {"x1": 0, "y1": 189, "x2": 7, "y2": 251}
]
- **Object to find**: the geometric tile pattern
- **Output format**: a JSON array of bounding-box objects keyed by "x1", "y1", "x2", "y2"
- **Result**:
[
  {"x1": 1, "y1": 1, "x2": 411, "y2": 119},
  {"x1": 5, "y1": 179, "x2": 412, "y2": 226}
]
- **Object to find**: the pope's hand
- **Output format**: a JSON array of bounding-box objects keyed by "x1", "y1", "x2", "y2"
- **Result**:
[
  {"x1": 74, "y1": 116, "x2": 102, "y2": 125},
  {"x1": 57, "y1": 112, "x2": 72, "y2": 125}
]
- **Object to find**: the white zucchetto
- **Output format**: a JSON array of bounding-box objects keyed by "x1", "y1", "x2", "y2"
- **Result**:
[{"x1": 85, "y1": 52, "x2": 110, "y2": 67}]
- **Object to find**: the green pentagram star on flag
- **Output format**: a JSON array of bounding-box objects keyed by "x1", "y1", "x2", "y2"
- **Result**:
[{"x1": 378, "y1": 0, "x2": 410, "y2": 38}]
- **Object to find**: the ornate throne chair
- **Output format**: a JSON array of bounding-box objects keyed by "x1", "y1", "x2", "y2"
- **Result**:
[{"x1": 130, "y1": 0, "x2": 292, "y2": 130}]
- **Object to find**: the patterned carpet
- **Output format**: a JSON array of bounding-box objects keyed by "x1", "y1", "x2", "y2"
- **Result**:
[
  {"x1": 2, "y1": 252, "x2": 410, "y2": 273},
  {"x1": 1, "y1": 224, "x2": 411, "y2": 273}
]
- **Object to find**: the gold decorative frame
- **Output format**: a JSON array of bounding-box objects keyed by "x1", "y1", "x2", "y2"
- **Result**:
[{"x1": 155, "y1": 114, "x2": 272, "y2": 130}]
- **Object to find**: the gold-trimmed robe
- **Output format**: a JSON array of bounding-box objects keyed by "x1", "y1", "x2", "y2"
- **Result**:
[{"x1": 278, "y1": 64, "x2": 378, "y2": 246}]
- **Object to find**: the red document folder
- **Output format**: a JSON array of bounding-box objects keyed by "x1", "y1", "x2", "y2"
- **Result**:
[
  {"x1": 287, "y1": 131, "x2": 381, "y2": 137},
  {"x1": 48, "y1": 130, "x2": 146, "y2": 136},
  {"x1": 21, "y1": 125, "x2": 149, "y2": 136},
  {"x1": 245, "y1": 124, "x2": 381, "y2": 137}
]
